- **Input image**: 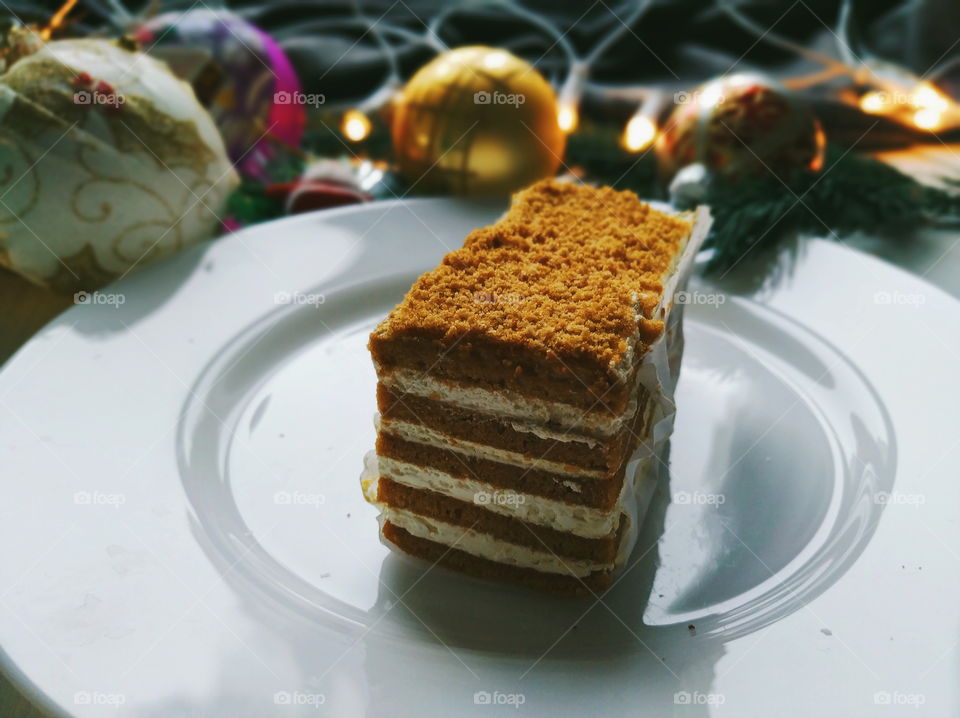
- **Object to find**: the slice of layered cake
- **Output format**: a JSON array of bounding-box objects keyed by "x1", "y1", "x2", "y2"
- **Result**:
[{"x1": 362, "y1": 179, "x2": 709, "y2": 594}]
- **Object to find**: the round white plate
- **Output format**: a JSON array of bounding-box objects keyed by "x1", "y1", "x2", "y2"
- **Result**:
[{"x1": 1, "y1": 200, "x2": 958, "y2": 718}]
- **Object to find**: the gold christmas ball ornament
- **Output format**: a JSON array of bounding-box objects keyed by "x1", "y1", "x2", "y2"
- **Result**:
[{"x1": 391, "y1": 46, "x2": 565, "y2": 196}]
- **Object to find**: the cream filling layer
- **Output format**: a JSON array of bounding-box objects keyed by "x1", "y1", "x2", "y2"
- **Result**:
[
  {"x1": 379, "y1": 455, "x2": 623, "y2": 538},
  {"x1": 507, "y1": 419, "x2": 601, "y2": 449},
  {"x1": 380, "y1": 418, "x2": 610, "y2": 480},
  {"x1": 377, "y1": 367, "x2": 627, "y2": 438},
  {"x1": 382, "y1": 506, "x2": 612, "y2": 577}
]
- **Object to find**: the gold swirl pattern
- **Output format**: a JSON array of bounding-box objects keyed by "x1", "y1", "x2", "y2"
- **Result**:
[{"x1": 0, "y1": 38, "x2": 238, "y2": 293}]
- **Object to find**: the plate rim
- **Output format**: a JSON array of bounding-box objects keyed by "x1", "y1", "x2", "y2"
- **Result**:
[{"x1": 1, "y1": 198, "x2": 958, "y2": 718}]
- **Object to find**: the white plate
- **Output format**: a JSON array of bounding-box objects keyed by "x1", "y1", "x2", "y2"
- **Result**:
[{"x1": 1, "y1": 199, "x2": 958, "y2": 718}]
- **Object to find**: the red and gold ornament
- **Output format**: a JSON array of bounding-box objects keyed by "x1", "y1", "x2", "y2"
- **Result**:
[{"x1": 656, "y1": 73, "x2": 826, "y2": 184}]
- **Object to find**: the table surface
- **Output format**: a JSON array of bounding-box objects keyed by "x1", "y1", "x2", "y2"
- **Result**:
[{"x1": 0, "y1": 146, "x2": 958, "y2": 717}]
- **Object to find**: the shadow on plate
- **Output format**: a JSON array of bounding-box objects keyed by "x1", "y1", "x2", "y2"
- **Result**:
[{"x1": 366, "y1": 462, "x2": 673, "y2": 658}]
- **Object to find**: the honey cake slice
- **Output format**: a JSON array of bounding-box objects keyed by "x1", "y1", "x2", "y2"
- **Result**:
[{"x1": 362, "y1": 178, "x2": 709, "y2": 594}]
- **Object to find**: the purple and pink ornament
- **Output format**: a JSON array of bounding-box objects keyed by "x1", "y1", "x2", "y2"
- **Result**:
[{"x1": 133, "y1": 8, "x2": 304, "y2": 178}]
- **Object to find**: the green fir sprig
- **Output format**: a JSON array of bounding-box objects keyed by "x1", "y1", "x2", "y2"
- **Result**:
[{"x1": 701, "y1": 147, "x2": 960, "y2": 274}]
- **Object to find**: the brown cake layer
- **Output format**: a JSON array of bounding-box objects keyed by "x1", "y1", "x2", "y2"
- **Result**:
[
  {"x1": 376, "y1": 432, "x2": 624, "y2": 509},
  {"x1": 369, "y1": 180, "x2": 694, "y2": 414},
  {"x1": 383, "y1": 521, "x2": 612, "y2": 595},
  {"x1": 377, "y1": 382, "x2": 648, "y2": 473},
  {"x1": 377, "y1": 477, "x2": 624, "y2": 562},
  {"x1": 373, "y1": 339, "x2": 633, "y2": 414}
]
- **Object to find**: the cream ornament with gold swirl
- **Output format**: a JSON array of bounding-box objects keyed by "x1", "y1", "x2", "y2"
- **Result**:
[{"x1": 0, "y1": 37, "x2": 238, "y2": 293}]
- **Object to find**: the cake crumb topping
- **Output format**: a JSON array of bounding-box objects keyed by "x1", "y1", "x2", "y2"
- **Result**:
[{"x1": 372, "y1": 179, "x2": 693, "y2": 369}]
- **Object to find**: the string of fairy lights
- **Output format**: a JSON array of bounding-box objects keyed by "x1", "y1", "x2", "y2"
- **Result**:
[
  {"x1": 332, "y1": 0, "x2": 669, "y2": 150},
  {"x1": 330, "y1": 0, "x2": 960, "y2": 149},
  {"x1": 9, "y1": 0, "x2": 959, "y2": 149}
]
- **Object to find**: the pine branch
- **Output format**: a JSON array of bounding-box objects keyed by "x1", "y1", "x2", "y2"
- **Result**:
[{"x1": 703, "y1": 147, "x2": 960, "y2": 274}]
